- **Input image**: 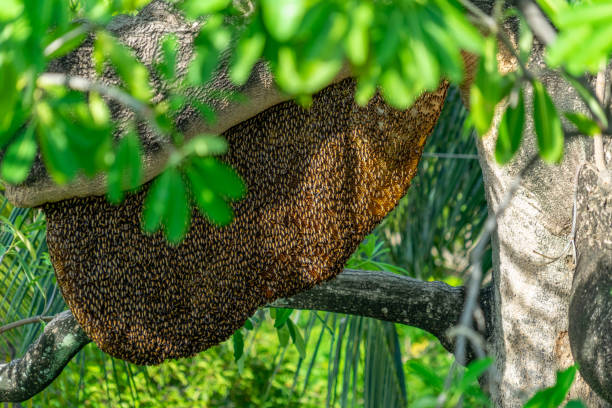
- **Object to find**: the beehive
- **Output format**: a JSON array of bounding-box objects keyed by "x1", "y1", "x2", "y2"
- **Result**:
[{"x1": 43, "y1": 78, "x2": 448, "y2": 365}]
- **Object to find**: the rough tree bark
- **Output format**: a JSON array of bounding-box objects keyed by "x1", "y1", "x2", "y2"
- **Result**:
[{"x1": 476, "y1": 49, "x2": 611, "y2": 406}]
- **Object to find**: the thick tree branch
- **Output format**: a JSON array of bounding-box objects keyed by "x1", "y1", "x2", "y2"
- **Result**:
[
  {"x1": 272, "y1": 269, "x2": 493, "y2": 355},
  {"x1": 0, "y1": 269, "x2": 492, "y2": 402},
  {"x1": 0, "y1": 310, "x2": 89, "y2": 402}
]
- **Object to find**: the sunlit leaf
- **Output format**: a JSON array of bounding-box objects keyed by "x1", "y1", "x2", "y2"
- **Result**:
[
  {"x1": 261, "y1": 0, "x2": 306, "y2": 42},
  {"x1": 229, "y1": 17, "x2": 266, "y2": 85},
  {"x1": 535, "y1": 0, "x2": 567, "y2": 24},
  {"x1": 564, "y1": 112, "x2": 600, "y2": 137},
  {"x1": 380, "y1": 66, "x2": 415, "y2": 109},
  {"x1": 142, "y1": 168, "x2": 172, "y2": 233},
  {"x1": 183, "y1": 134, "x2": 227, "y2": 157},
  {"x1": 95, "y1": 32, "x2": 152, "y2": 102},
  {"x1": 0, "y1": 0, "x2": 23, "y2": 21},
  {"x1": 36, "y1": 102, "x2": 78, "y2": 184},
  {"x1": 458, "y1": 357, "x2": 493, "y2": 390},
  {"x1": 0, "y1": 59, "x2": 18, "y2": 131},
  {"x1": 156, "y1": 34, "x2": 179, "y2": 81},
  {"x1": 344, "y1": 3, "x2": 372, "y2": 66},
  {"x1": 524, "y1": 365, "x2": 577, "y2": 408},
  {"x1": 45, "y1": 24, "x2": 88, "y2": 60},
  {"x1": 495, "y1": 89, "x2": 525, "y2": 164},
  {"x1": 180, "y1": 0, "x2": 230, "y2": 18},
  {"x1": 107, "y1": 131, "x2": 143, "y2": 203},
  {"x1": 89, "y1": 91, "x2": 110, "y2": 126},
  {"x1": 470, "y1": 38, "x2": 512, "y2": 136},
  {"x1": 190, "y1": 157, "x2": 245, "y2": 199},
  {"x1": 185, "y1": 161, "x2": 234, "y2": 226},
  {"x1": 166, "y1": 174, "x2": 190, "y2": 243},
  {"x1": 557, "y1": 2, "x2": 612, "y2": 27},
  {"x1": 533, "y1": 81, "x2": 564, "y2": 163},
  {"x1": 1, "y1": 125, "x2": 36, "y2": 184}
]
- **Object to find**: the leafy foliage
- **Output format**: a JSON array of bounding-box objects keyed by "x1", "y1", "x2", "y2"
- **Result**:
[{"x1": 523, "y1": 365, "x2": 579, "y2": 408}]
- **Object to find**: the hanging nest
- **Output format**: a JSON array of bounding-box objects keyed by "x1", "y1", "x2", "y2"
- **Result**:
[{"x1": 43, "y1": 79, "x2": 448, "y2": 365}]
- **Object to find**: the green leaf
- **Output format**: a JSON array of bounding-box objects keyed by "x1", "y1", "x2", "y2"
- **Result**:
[
  {"x1": 185, "y1": 162, "x2": 234, "y2": 226},
  {"x1": 519, "y1": 16, "x2": 533, "y2": 61},
  {"x1": 435, "y1": 0, "x2": 484, "y2": 54},
  {"x1": 143, "y1": 170, "x2": 171, "y2": 233},
  {"x1": 535, "y1": 0, "x2": 567, "y2": 24},
  {"x1": 273, "y1": 308, "x2": 293, "y2": 328},
  {"x1": 191, "y1": 157, "x2": 245, "y2": 199},
  {"x1": 406, "y1": 360, "x2": 443, "y2": 392},
  {"x1": 286, "y1": 319, "x2": 306, "y2": 359},
  {"x1": 533, "y1": 81, "x2": 564, "y2": 163},
  {"x1": 524, "y1": 365, "x2": 577, "y2": 408},
  {"x1": 380, "y1": 66, "x2": 415, "y2": 109},
  {"x1": 143, "y1": 167, "x2": 189, "y2": 242},
  {"x1": 495, "y1": 89, "x2": 525, "y2": 164},
  {"x1": 546, "y1": 26, "x2": 591, "y2": 71},
  {"x1": 180, "y1": 0, "x2": 230, "y2": 19},
  {"x1": 88, "y1": 92, "x2": 110, "y2": 127},
  {"x1": 229, "y1": 18, "x2": 266, "y2": 85},
  {"x1": 261, "y1": 0, "x2": 306, "y2": 42},
  {"x1": 0, "y1": 60, "x2": 18, "y2": 132},
  {"x1": 470, "y1": 37, "x2": 512, "y2": 136},
  {"x1": 344, "y1": 3, "x2": 373, "y2": 66},
  {"x1": 107, "y1": 131, "x2": 143, "y2": 203},
  {"x1": 156, "y1": 34, "x2": 179, "y2": 81},
  {"x1": 563, "y1": 75, "x2": 608, "y2": 129},
  {"x1": 162, "y1": 170, "x2": 190, "y2": 243},
  {"x1": 243, "y1": 318, "x2": 253, "y2": 330},
  {"x1": 459, "y1": 357, "x2": 493, "y2": 390},
  {"x1": 1, "y1": 125, "x2": 37, "y2": 184},
  {"x1": 45, "y1": 24, "x2": 88, "y2": 60},
  {"x1": 566, "y1": 401, "x2": 586, "y2": 408},
  {"x1": 95, "y1": 32, "x2": 152, "y2": 102},
  {"x1": 183, "y1": 135, "x2": 228, "y2": 157},
  {"x1": 0, "y1": 0, "x2": 23, "y2": 21},
  {"x1": 232, "y1": 330, "x2": 244, "y2": 362},
  {"x1": 557, "y1": 2, "x2": 612, "y2": 28},
  {"x1": 276, "y1": 324, "x2": 290, "y2": 347},
  {"x1": 36, "y1": 102, "x2": 78, "y2": 184},
  {"x1": 564, "y1": 112, "x2": 600, "y2": 137}
]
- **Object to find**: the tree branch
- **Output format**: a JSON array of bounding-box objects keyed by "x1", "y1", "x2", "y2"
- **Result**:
[
  {"x1": 0, "y1": 269, "x2": 492, "y2": 402},
  {"x1": 0, "y1": 310, "x2": 89, "y2": 402},
  {"x1": 272, "y1": 269, "x2": 493, "y2": 356}
]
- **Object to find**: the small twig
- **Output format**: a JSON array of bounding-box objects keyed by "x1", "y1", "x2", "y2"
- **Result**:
[
  {"x1": 447, "y1": 326, "x2": 486, "y2": 360},
  {"x1": 37, "y1": 73, "x2": 154, "y2": 121},
  {"x1": 44, "y1": 22, "x2": 94, "y2": 57},
  {"x1": 0, "y1": 315, "x2": 55, "y2": 335},
  {"x1": 517, "y1": 0, "x2": 557, "y2": 46},
  {"x1": 458, "y1": 0, "x2": 498, "y2": 34}
]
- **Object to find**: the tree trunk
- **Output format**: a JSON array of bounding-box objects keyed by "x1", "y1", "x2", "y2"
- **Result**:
[{"x1": 476, "y1": 50, "x2": 611, "y2": 406}]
